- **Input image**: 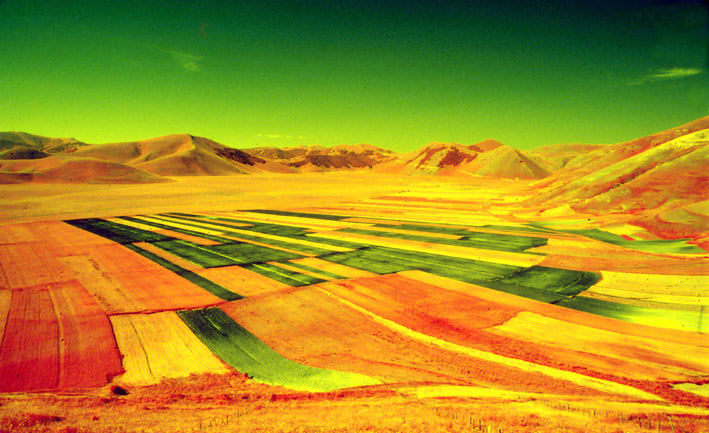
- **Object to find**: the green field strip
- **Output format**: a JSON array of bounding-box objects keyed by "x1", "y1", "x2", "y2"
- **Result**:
[
  {"x1": 118, "y1": 216, "x2": 235, "y2": 244},
  {"x1": 65, "y1": 218, "x2": 171, "y2": 244},
  {"x1": 320, "y1": 246, "x2": 598, "y2": 304},
  {"x1": 340, "y1": 227, "x2": 547, "y2": 253},
  {"x1": 499, "y1": 266, "x2": 601, "y2": 296},
  {"x1": 178, "y1": 308, "x2": 380, "y2": 392},
  {"x1": 282, "y1": 261, "x2": 346, "y2": 280},
  {"x1": 151, "y1": 239, "x2": 304, "y2": 268},
  {"x1": 563, "y1": 228, "x2": 705, "y2": 254},
  {"x1": 165, "y1": 213, "x2": 310, "y2": 237},
  {"x1": 245, "y1": 209, "x2": 349, "y2": 221},
  {"x1": 124, "y1": 244, "x2": 243, "y2": 301},
  {"x1": 557, "y1": 296, "x2": 707, "y2": 333},
  {"x1": 479, "y1": 224, "x2": 556, "y2": 234},
  {"x1": 321, "y1": 246, "x2": 520, "y2": 279},
  {"x1": 242, "y1": 263, "x2": 327, "y2": 286},
  {"x1": 157, "y1": 214, "x2": 340, "y2": 256},
  {"x1": 528, "y1": 224, "x2": 705, "y2": 254},
  {"x1": 161, "y1": 213, "x2": 368, "y2": 253},
  {"x1": 209, "y1": 243, "x2": 304, "y2": 263}
]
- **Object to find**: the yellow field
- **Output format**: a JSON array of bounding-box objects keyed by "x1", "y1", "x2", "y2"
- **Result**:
[{"x1": 110, "y1": 312, "x2": 231, "y2": 385}]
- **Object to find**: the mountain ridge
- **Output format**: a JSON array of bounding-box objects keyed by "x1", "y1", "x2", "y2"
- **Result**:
[{"x1": 1, "y1": 117, "x2": 706, "y2": 219}]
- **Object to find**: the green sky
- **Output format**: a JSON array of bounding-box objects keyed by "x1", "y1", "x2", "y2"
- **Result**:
[{"x1": 1, "y1": 0, "x2": 707, "y2": 151}]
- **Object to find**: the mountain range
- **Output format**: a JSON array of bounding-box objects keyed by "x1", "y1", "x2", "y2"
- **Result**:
[{"x1": 1, "y1": 117, "x2": 707, "y2": 224}]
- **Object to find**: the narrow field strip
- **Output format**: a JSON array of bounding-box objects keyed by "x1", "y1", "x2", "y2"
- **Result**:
[
  {"x1": 320, "y1": 245, "x2": 597, "y2": 303},
  {"x1": 400, "y1": 270, "x2": 709, "y2": 347},
  {"x1": 125, "y1": 244, "x2": 242, "y2": 302},
  {"x1": 280, "y1": 261, "x2": 345, "y2": 280},
  {"x1": 545, "y1": 226, "x2": 706, "y2": 255},
  {"x1": 401, "y1": 385, "x2": 567, "y2": 400},
  {"x1": 196, "y1": 265, "x2": 292, "y2": 297},
  {"x1": 152, "y1": 229, "x2": 222, "y2": 246},
  {"x1": 315, "y1": 285, "x2": 662, "y2": 401},
  {"x1": 244, "y1": 209, "x2": 349, "y2": 221},
  {"x1": 165, "y1": 212, "x2": 349, "y2": 235},
  {"x1": 558, "y1": 296, "x2": 707, "y2": 333},
  {"x1": 105, "y1": 217, "x2": 163, "y2": 232},
  {"x1": 219, "y1": 234, "x2": 316, "y2": 257},
  {"x1": 489, "y1": 312, "x2": 709, "y2": 378},
  {"x1": 328, "y1": 203, "x2": 505, "y2": 225},
  {"x1": 131, "y1": 241, "x2": 204, "y2": 272},
  {"x1": 65, "y1": 218, "x2": 170, "y2": 244},
  {"x1": 0, "y1": 288, "x2": 60, "y2": 391},
  {"x1": 536, "y1": 240, "x2": 709, "y2": 275},
  {"x1": 185, "y1": 212, "x2": 341, "y2": 236},
  {"x1": 592, "y1": 271, "x2": 709, "y2": 297},
  {"x1": 229, "y1": 211, "x2": 366, "y2": 229},
  {"x1": 308, "y1": 231, "x2": 544, "y2": 267},
  {"x1": 217, "y1": 227, "x2": 352, "y2": 253},
  {"x1": 340, "y1": 227, "x2": 547, "y2": 253},
  {"x1": 48, "y1": 280, "x2": 124, "y2": 389},
  {"x1": 289, "y1": 257, "x2": 376, "y2": 279},
  {"x1": 269, "y1": 261, "x2": 341, "y2": 281},
  {"x1": 149, "y1": 213, "x2": 350, "y2": 255},
  {"x1": 111, "y1": 311, "x2": 231, "y2": 385},
  {"x1": 166, "y1": 212, "x2": 253, "y2": 227},
  {"x1": 178, "y1": 307, "x2": 381, "y2": 392},
  {"x1": 242, "y1": 263, "x2": 326, "y2": 287},
  {"x1": 587, "y1": 286, "x2": 709, "y2": 306},
  {"x1": 117, "y1": 216, "x2": 235, "y2": 243},
  {"x1": 134, "y1": 216, "x2": 229, "y2": 237}
]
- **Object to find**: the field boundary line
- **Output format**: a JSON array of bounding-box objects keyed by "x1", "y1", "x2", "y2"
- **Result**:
[{"x1": 315, "y1": 285, "x2": 663, "y2": 401}]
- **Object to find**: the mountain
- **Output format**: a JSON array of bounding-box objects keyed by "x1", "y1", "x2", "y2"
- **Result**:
[
  {"x1": 0, "y1": 133, "x2": 296, "y2": 183},
  {"x1": 72, "y1": 134, "x2": 288, "y2": 176},
  {"x1": 526, "y1": 143, "x2": 607, "y2": 170},
  {"x1": 242, "y1": 143, "x2": 395, "y2": 171},
  {"x1": 1, "y1": 117, "x2": 707, "y2": 191},
  {"x1": 529, "y1": 117, "x2": 709, "y2": 208},
  {"x1": 0, "y1": 131, "x2": 87, "y2": 153},
  {"x1": 379, "y1": 140, "x2": 550, "y2": 179},
  {"x1": 459, "y1": 145, "x2": 551, "y2": 179},
  {"x1": 0, "y1": 154, "x2": 166, "y2": 184}
]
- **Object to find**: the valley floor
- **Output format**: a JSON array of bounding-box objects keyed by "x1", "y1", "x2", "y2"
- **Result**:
[{"x1": 0, "y1": 173, "x2": 707, "y2": 433}]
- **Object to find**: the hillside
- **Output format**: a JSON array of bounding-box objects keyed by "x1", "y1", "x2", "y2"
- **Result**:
[
  {"x1": 529, "y1": 121, "x2": 709, "y2": 210},
  {"x1": 0, "y1": 134, "x2": 294, "y2": 182},
  {"x1": 1, "y1": 117, "x2": 707, "y2": 196},
  {"x1": 379, "y1": 140, "x2": 550, "y2": 179},
  {"x1": 0, "y1": 131, "x2": 87, "y2": 153},
  {"x1": 243, "y1": 143, "x2": 396, "y2": 170},
  {"x1": 0, "y1": 154, "x2": 166, "y2": 184},
  {"x1": 73, "y1": 134, "x2": 284, "y2": 176}
]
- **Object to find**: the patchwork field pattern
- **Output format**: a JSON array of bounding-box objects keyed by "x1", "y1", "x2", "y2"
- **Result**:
[{"x1": 0, "y1": 201, "x2": 707, "y2": 407}]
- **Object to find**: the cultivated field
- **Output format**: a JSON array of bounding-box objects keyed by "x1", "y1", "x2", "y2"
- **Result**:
[{"x1": 0, "y1": 173, "x2": 707, "y2": 432}]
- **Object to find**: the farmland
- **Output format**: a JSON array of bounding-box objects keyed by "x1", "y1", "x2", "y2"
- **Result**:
[{"x1": 0, "y1": 173, "x2": 708, "y2": 432}]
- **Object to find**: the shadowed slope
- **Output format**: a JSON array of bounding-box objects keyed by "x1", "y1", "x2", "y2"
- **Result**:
[
  {"x1": 73, "y1": 134, "x2": 280, "y2": 176},
  {"x1": 243, "y1": 143, "x2": 395, "y2": 170},
  {"x1": 0, "y1": 155, "x2": 166, "y2": 184}
]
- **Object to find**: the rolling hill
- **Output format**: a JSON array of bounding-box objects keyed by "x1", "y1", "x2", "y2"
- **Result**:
[{"x1": 1, "y1": 116, "x2": 707, "y2": 219}]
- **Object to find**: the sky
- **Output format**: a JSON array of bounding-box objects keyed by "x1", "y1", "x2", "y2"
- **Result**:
[{"x1": 1, "y1": 0, "x2": 707, "y2": 152}]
